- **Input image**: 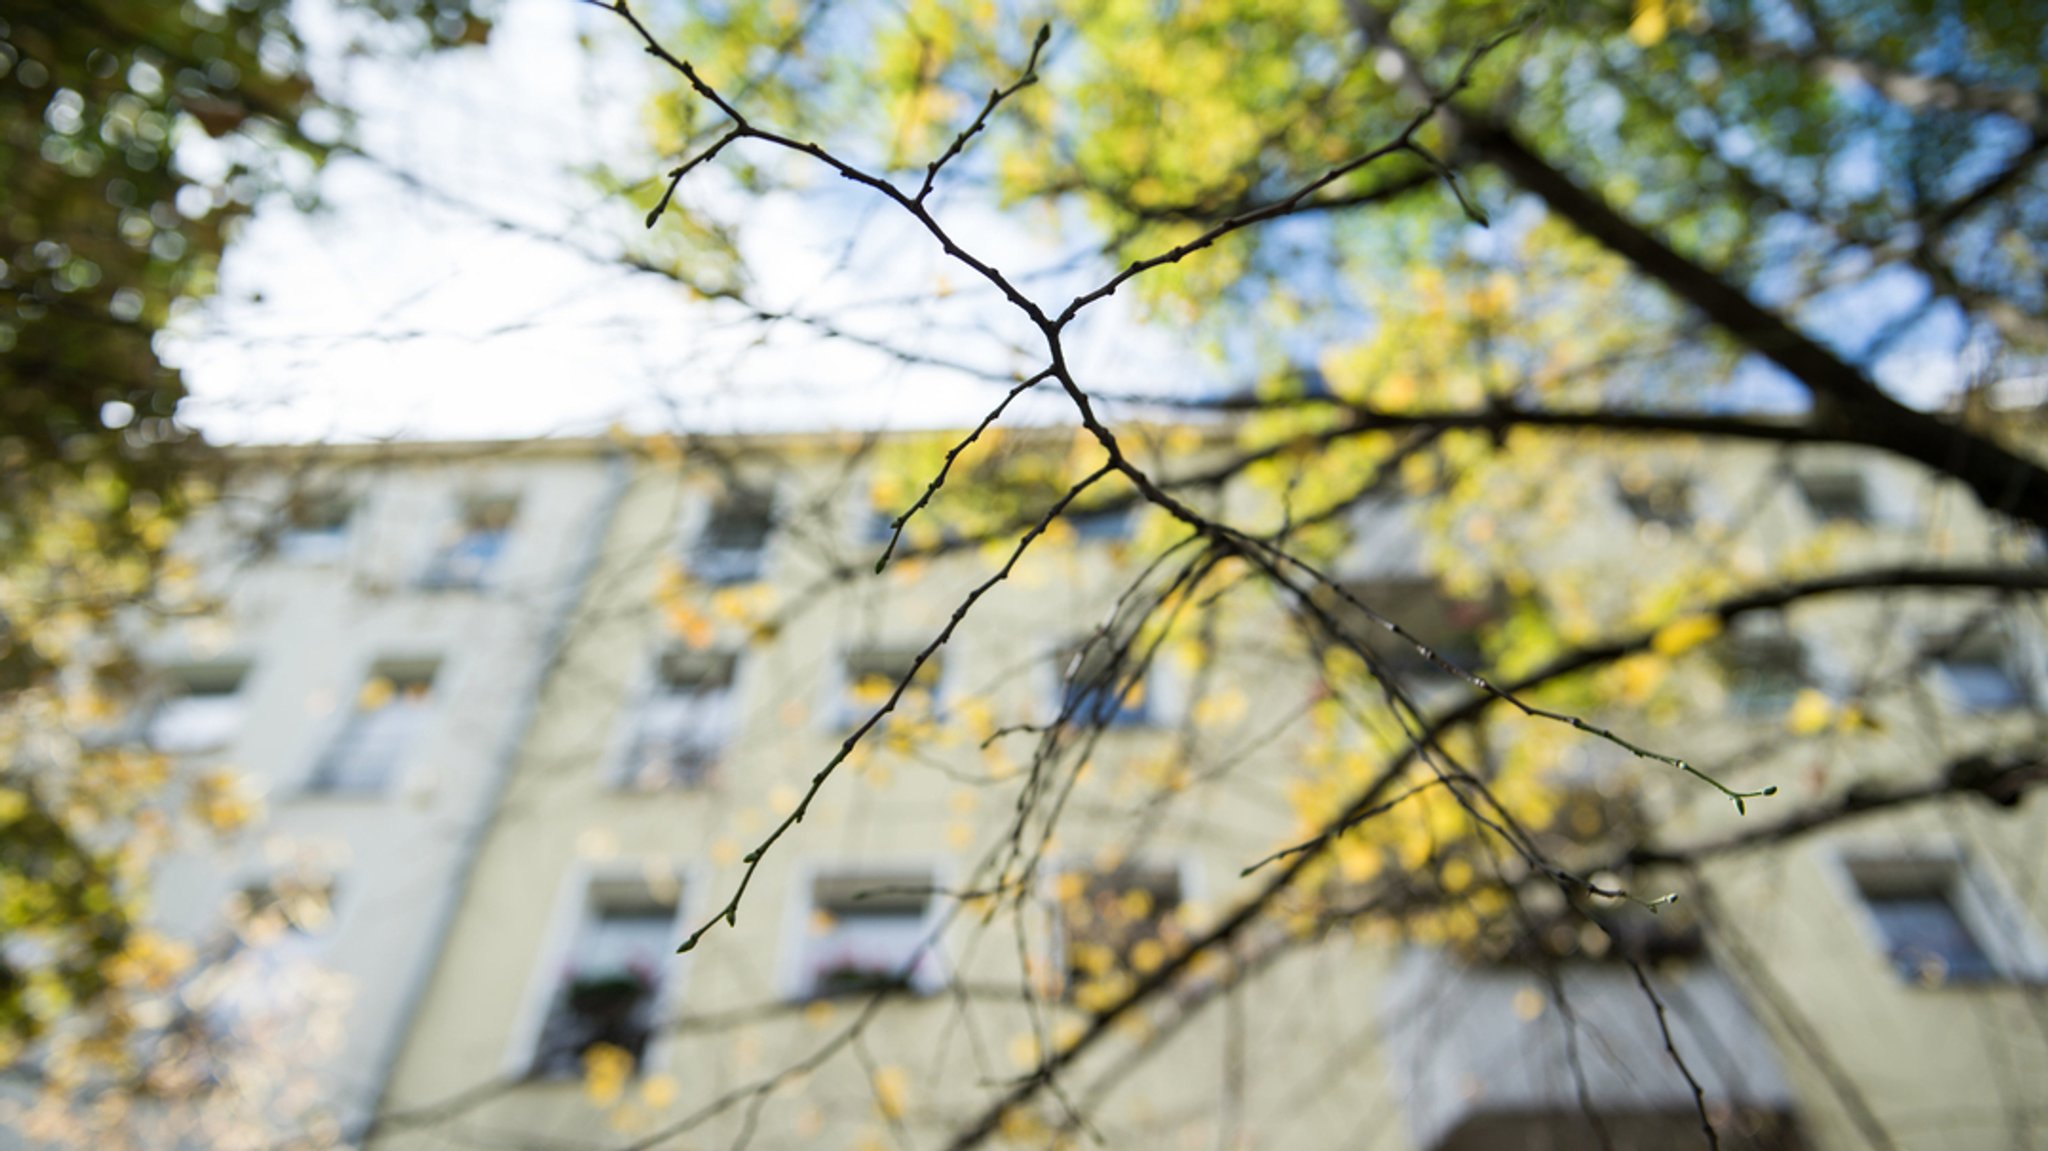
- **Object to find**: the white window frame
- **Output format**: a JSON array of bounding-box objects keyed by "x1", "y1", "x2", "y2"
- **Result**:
[
  {"x1": 302, "y1": 656, "x2": 444, "y2": 798},
  {"x1": 1927, "y1": 626, "x2": 2037, "y2": 714},
  {"x1": 418, "y1": 491, "x2": 521, "y2": 592},
  {"x1": 606, "y1": 646, "x2": 745, "y2": 790},
  {"x1": 1042, "y1": 855, "x2": 1205, "y2": 998},
  {"x1": 1035, "y1": 632, "x2": 1187, "y2": 731},
  {"x1": 822, "y1": 642, "x2": 956, "y2": 732},
  {"x1": 144, "y1": 661, "x2": 253, "y2": 755},
  {"x1": 275, "y1": 489, "x2": 355, "y2": 565},
  {"x1": 1714, "y1": 616, "x2": 1811, "y2": 717},
  {"x1": 682, "y1": 483, "x2": 779, "y2": 587},
  {"x1": 1320, "y1": 578, "x2": 1492, "y2": 710},
  {"x1": 849, "y1": 479, "x2": 899, "y2": 549},
  {"x1": 1826, "y1": 846, "x2": 2048, "y2": 986},
  {"x1": 503, "y1": 861, "x2": 705, "y2": 1080},
  {"x1": 777, "y1": 859, "x2": 954, "y2": 1003},
  {"x1": 1610, "y1": 470, "x2": 1698, "y2": 531},
  {"x1": 1792, "y1": 466, "x2": 1876, "y2": 526}
]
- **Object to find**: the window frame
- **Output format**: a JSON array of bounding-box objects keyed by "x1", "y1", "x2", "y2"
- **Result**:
[
  {"x1": 1611, "y1": 471, "x2": 1697, "y2": 530},
  {"x1": 827, "y1": 643, "x2": 951, "y2": 732},
  {"x1": 419, "y1": 491, "x2": 521, "y2": 592},
  {"x1": 1324, "y1": 578, "x2": 1495, "y2": 708},
  {"x1": 274, "y1": 490, "x2": 355, "y2": 565},
  {"x1": 778, "y1": 860, "x2": 953, "y2": 1003},
  {"x1": 687, "y1": 485, "x2": 778, "y2": 587},
  {"x1": 1712, "y1": 619, "x2": 1811, "y2": 718},
  {"x1": 1793, "y1": 467, "x2": 1874, "y2": 526},
  {"x1": 1039, "y1": 633, "x2": 1186, "y2": 731},
  {"x1": 1831, "y1": 848, "x2": 2048, "y2": 988},
  {"x1": 1045, "y1": 857, "x2": 1204, "y2": 1002},
  {"x1": 505, "y1": 863, "x2": 703, "y2": 1081},
  {"x1": 303, "y1": 658, "x2": 442, "y2": 798},
  {"x1": 1929, "y1": 628, "x2": 2034, "y2": 714},
  {"x1": 143, "y1": 661, "x2": 253, "y2": 755},
  {"x1": 610, "y1": 646, "x2": 743, "y2": 791}
]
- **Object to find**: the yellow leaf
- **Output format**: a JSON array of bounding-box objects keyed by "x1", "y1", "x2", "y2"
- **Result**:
[
  {"x1": 582, "y1": 1043, "x2": 633, "y2": 1106},
  {"x1": 1440, "y1": 857, "x2": 1473, "y2": 894},
  {"x1": 1629, "y1": 0, "x2": 1669, "y2": 46},
  {"x1": 1000, "y1": 1107, "x2": 1049, "y2": 1142},
  {"x1": 1052, "y1": 872, "x2": 1086, "y2": 904},
  {"x1": 872, "y1": 1064, "x2": 910, "y2": 1120},
  {"x1": 1651, "y1": 614, "x2": 1722, "y2": 657},
  {"x1": 640, "y1": 1074, "x2": 677, "y2": 1109},
  {"x1": 1191, "y1": 688, "x2": 1248, "y2": 728},
  {"x1": 1785, "y1": 688, "x2": 1834, "y2": 736},
  {"x1": 356, "y1": 676, "x2": 395, "y2": 711},
  {"x1": 1612, "y1": 652, "x2": 1667, "y2": 703}
]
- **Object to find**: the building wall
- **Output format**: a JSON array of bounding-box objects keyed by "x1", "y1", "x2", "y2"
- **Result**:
[
  {"x1": 136, "y1": 442, "x2": 622, "y2": 1133},
  {"x1": 347, "y1": 432, "x2": 2048, "y2": 1151}
]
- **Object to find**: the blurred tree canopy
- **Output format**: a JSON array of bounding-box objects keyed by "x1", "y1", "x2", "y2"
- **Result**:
[
  {"x1": 609, "y1": 2, "x2": 2048, "y2": 1142},
  {"x1": 1, "y1": 0, "x2": 494, "y2": 1137},
  {"x1": 649, "y1": 0, "x2": 2048, "y2": 520}
]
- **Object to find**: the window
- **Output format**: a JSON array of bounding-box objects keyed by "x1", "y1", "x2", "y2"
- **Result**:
[
  {"x1": 228, "y1": 874, "x2": 338, "y2": 946},
  {"x1": 1329, "y1": 579, "x2": 1492, "y2": 702},
  {"x1": 1613, "y1": 473, "x2": 1694, "y2": 529},
  {"x1": 207, "y1": 873, "x2": 339, "y2": 1025},
  {"x1": 1848, "y1": 860, "x2": 2001, "y2": 986},
  {"x1": 860, "y1": 502, "x2": 897, "y2": 546},
  {"x1": 1713, "y1": 623, "x2": 1808, "y2": 716},
  {"x1": 276, "y1": 492, "x2": 352, "y2": 563},
  {"x1": 530, "y1": 880, "x2": 679, "y2": 1078},
  {"x1": 1057, "y1": 638, "x2": 1152, "y2": 728},
  {"x1": 1338, "y1": 494, "x2": 1427, "y2": 578},
  {"x1": 1060, "y1": 864, "x2": 1186, "y2": 1001},
  {"x1": 840, "y1": 647, "x2": 942, "y2": 727},
  {"x1": 146, "y1": 664, "x2": 249, "y2": 754},
  {"x1": 1934, "y1": 631, "x2": 2029, "y2": 713},
  {"x1": 692, "y1": 489, "x2": 774, "y2": 586},
  {"x1": 421, "y1": 494, "x2": 519, "y2": 589},
  {"x1": 795, "y1": 871, "x2": 942, "y2": 1000},
  {"x1": 1795, "y1": 469, "x2": 1871, "y2": 524},
  {"x1": 623, "y1": 650, "x2": 737, "y2": 789},
  {"x1": 1065, "y1": 504, "x2": 1131, "y2": 542},
  {"x1": 307, "y1": 663, "x2": 437, "y2": 795}
]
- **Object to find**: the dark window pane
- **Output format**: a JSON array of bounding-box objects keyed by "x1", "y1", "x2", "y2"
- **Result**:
[
  {"x1": 1059, "y1": 640, "x2": 1149, "y2": 728},
  {"x1": 694, "y1": 492, "x2": 774, "y2": 585},
  {"x1": 1796, "y1": 471, "x2": 1871, "y2": 523},
  {"x1": 531, "y1": 896, "x2": 674, "y2": 1078},
  {"x1": 1865, "y1": 891, "x2": 1998, "y2": 984}
]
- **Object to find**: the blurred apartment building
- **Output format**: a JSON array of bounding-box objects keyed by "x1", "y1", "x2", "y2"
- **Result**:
[
  {"x1": 124, "y1": 432, "x2": 2047, "y2": 1151},
  {"x1": 124, "y1": 440, "x2": 624, "y2": 1138}
]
